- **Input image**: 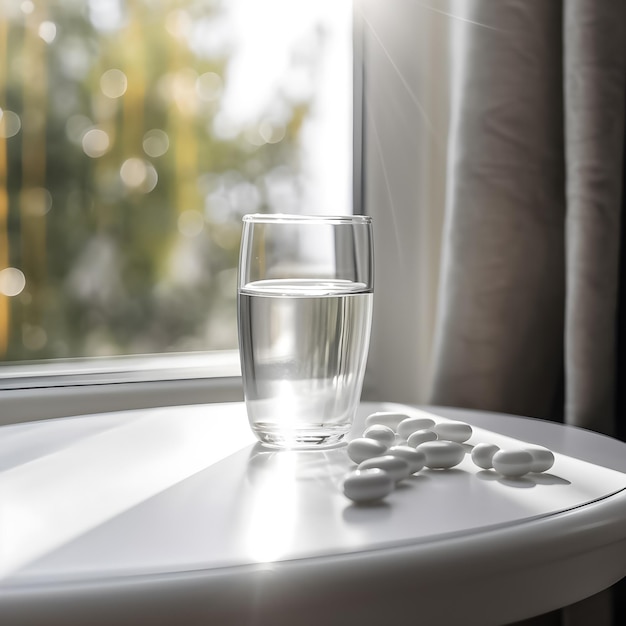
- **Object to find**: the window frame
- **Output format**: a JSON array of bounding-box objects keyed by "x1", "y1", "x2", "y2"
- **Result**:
[{"x1": 0, "y1": 351, "x2": 243, "y2": 424}]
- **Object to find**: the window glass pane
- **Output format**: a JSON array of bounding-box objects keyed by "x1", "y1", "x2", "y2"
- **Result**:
[{"x1": 0, "y1": 0, "x2": 352, "y2": 363}]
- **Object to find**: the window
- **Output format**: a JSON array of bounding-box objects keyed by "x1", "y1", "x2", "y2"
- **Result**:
[
  {"x1": 0, "y1": 0, "x2": 352, "y2": 395},
  {"x1": 1, "y1": 0, "x2": 453, "y2": 424}
]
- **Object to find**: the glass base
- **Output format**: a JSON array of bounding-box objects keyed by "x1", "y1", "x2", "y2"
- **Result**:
[{"x1": 253, "y1": 426, "x2": 349, "y2": 450}]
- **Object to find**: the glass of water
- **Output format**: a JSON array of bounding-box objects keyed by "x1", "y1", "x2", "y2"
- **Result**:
[{"x1": 237, "y1": 214, "x2": 374, "y2": 449}]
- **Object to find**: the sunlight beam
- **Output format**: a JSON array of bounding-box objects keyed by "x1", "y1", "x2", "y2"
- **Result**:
[
  {"x1": 358, "y1": 11, "x2": 438, "y2": 141},
  {"x1": 0, "y1": 406, "x2": 254, "y2": 580},
  {"x1": 415, "y1": 1, "x2": 503, "y2": 33}
]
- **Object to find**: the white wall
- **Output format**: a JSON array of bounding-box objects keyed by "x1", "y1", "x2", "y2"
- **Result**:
[{"x1": 360, "y1": 0, "x2": 453, "y2": 404}]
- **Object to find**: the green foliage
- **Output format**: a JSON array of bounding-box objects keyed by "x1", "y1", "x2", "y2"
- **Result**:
[{"x1": 1, "y1": 0, "x2": 313, "y2": 360}]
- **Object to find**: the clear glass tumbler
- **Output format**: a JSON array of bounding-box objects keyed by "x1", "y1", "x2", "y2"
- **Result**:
[{"x1": 237, "y1": 214, "x2": 374, "y2": 449}]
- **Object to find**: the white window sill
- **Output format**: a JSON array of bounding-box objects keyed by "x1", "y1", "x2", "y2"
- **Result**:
[{"x1": 0, "y1": 352, "x2": 243, "y2": 426}]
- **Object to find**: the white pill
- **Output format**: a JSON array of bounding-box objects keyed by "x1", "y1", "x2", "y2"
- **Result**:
[
  {"x1": 387, "y1": 445, "x2": 426, "y2": 474},
  {"x1": 365, "y1": 411, "x2": 410, "y2": 430},
  {"x1": 347, "y1": 438, "x2": 388, "y2": 464},
  {"x1": 433, "y1": 421, "x2": 473, "y2": 443},
  {"x1": 363, "y1": 424, "x2": 396, "y2": 447},
  {"x1": 471, "y1": 443, "x2": 500, "y2": 469},
  {"x1": 524, "y1": 445, "x2": 555, "y2": 473},
  {"x1": 407, "y1": 429, "x2": 438, "y2": 447},
  {"x1": 492, "y1": 449, "x2": 533, "y2": 478},
  {"x1": 343, "y1": 468, "x2": 394, "y2": 503},
  {"x1": 397, "y1": 416, "x2": 436, "y2": 439},
  {"x1": 417, "y1": 441, "x2": 465, "y2": 469},
  {"x1": 359, "y1": 455, "x2": 411, "y2": 482}
]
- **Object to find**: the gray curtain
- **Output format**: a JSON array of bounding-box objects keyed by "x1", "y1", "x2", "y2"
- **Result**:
[
  {"x1": 431, "y1": 0, "x2": 626, "y2": 434},
  {"x1": 428, "y1": 0, "x2": 626, "y2": 623}
]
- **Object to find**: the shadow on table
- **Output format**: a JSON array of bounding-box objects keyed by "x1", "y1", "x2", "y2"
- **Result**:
[{"x1": 475, "y1": 470, "x2": 571, "y2": 488}]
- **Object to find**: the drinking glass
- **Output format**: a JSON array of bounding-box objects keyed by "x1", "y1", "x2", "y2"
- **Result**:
[{"x1": 237, "y1": 214, "x2": 374, "y2": 449}]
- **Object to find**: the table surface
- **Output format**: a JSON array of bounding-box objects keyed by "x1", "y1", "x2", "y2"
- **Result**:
[{"x1": 2, "y1": 401, "x2": 626, "y2": 626}]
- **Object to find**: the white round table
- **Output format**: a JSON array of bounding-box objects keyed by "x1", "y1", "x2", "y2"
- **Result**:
[{"x1": 1, "y1": 402, "x2": 626, "y2": 626}]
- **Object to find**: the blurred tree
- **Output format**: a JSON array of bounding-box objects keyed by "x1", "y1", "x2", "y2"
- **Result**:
[{"x1": 0, "y1": 0, "x2": 318, "y2": 362}]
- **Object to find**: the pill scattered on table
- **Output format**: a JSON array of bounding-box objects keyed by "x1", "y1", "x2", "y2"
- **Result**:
[
  {"x1": 417, "y1": 440, "x2": 465, "y2": 469},
  {"x1": 407, "y1": 429, "x2": 438, "y2": 447},
  {"x1": 396, "y1": 417, "x2": 435, "y2": 439},
  {"x1": 387, "y1": 445, "x2": 426, "y2": 474},
  {"x1": 347, "y1": 438, "x2": 389, "y2": 464},
  {"x1": 342, "y1": 411, "x2": 558, "y2": 502},
  {"x1": 363, "y1": 424, "x2": 396, "y2": 447},
  {"x1": 365, "y1": 411, "x2": 410, "y2": 430},
  {"x1": 343, "y1": 468, "x2": 395, "y2": 503},
  {"x1": 471, "y1": 443, "x2": 500, "y2": 470},
  {"x1": 492, "y1": 449, "x2": 534, "y2": 478},
  {"x1": 433, "y1": 421, "x2": 473, "y2": 443},
  {"x1": 397, "y1": 416, "x2": 436, "y2": 439},
  {"x1": 524, "y1": 445, "x2": 555, "y2": 473},
  {"x1": 359, "y1": 455, "x2": 411, "y2": 482}
]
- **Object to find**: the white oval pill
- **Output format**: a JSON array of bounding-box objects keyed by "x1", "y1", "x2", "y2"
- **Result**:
[
  {"x1": 359, "y1": 455, "x2": 411, "y2": 482},
  {"x1": 417, "y1": 441, "x2": 465, "y2": 469},
  {"x1": 407, "y1": 429, "x2": 437, "y2": 447},
  {"x1": 347, "y1": 438, "x2": 388, "y2": 464},
  {"x1": 492, "y1": 449, "x2": 533, "y2": 478},
  {"x1": 434, "y1": 421, "x2": 473, "y2": 443},
  {"x1": 363, "y1": 424, "x2": 396, "y2": 447},
  {"x1": 397, "y1": 416, "x2": 436, "y2": 439},
  {"x1": 343, "y1": 468, "x2": 394, "y2": 503},
  {"x1": 471, "y1": 443, "x2": 500, "y2": 469},
  {"x1": 365, "y1": 411, "x2": 410, "y2": 430},
  {"x1": 524, "y1": 445, "x2": 555, "y2": 473},
  {"x1": 387, "y1": 445, "x2": 426, "y2": 474}
]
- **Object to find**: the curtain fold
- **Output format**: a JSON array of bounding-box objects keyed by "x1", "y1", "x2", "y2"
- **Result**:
[
  {"x1": 430, "y1": 0, "x2": 566, "y2": 422},
  {"x1": 563, "y1": 1, "x2": 626, "y2": 435}
]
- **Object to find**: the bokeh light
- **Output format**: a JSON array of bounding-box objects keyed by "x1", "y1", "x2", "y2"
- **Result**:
[
  {"x1": 21, "y1": 187, "x2": 53, "y2": 217},
  {"x1": 120, "y1": 158, "x2": 158, "y2": 193},
  {"x1": 0, "y1": 109, "x2": 21, "y2": 139},
  {"x1": 100, "y1": 69, "x2": 128, "y2": 98},
  {"x1": 143, "y1": 129, "x2": 170, "y2": 158},
  {"x1": 88, "y1": 0, "x2": 125, "y2": 33},
  {"x1": 0, "y1": 268, "x2": 26, "y2": 297},
  {"x1": 259, "y1": 120, "x2": 285, "y2": 144},
  {"x1": 82, "y1": 128, "x2": 111, "y2": 158},
  {"x1": 38, "y1": 21, "x2": 57, "y2": 44}
]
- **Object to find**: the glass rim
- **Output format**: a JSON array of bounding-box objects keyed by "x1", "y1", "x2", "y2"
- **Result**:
[{"x1": 242, "y1": 213, "x2": 372, "y2": 225}]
